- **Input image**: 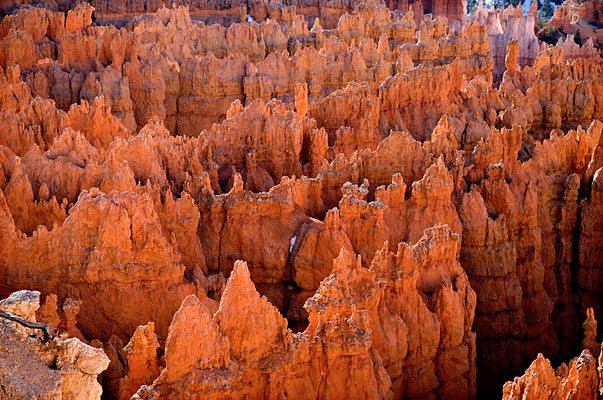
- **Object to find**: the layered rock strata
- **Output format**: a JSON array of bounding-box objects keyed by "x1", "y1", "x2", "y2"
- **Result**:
[{"x1": 0, "y1": 1, "x2": 602, "y2": 399}]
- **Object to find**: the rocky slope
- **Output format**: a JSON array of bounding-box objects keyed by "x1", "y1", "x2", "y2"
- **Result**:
[
  {"x1": 0, "y1": 290, "x2": 109, "y2": 400},
  {"x1": 544, "y1": 0, "x2": 603, "y2": 46},
  {"x1": 0, "y1": 1, "x2": 602, "y2": 399}
]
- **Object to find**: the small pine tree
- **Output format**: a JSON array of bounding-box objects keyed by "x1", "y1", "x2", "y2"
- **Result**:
[
  {"x1": 537, "y1": 11, "x2": 548, "y2": 29},
  {"x1": 542, "y1": 0, "x2": 554, "y2": 18}
]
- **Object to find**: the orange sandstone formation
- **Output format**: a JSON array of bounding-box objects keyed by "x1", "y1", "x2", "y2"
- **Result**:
[
  {"x1": 135, "y1": 227, "x2": 476, "y2": 399},
  {"x1": 0, "y1": 3, "x2": 494, "y2": 134},
  {"x1": 0, "y1": 1, "x2": 602, "y2": 400},
  {"x1": 502, "y1": 309, "x2": 603, "y2": 400},
  {"x1": 471, "y1": 0, "x2": 545, "y2": 82}
]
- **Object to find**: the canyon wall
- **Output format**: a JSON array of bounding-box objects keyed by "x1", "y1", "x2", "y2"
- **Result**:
[
  {"x1": 0, "y1": 1, "x2": 602, "y2": 399},
  {"x1": 0, "y1": 2, "x2": 493, "y2": 136}
]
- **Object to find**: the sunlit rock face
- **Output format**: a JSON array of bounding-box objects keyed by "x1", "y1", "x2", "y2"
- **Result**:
[
  {"x1": 0, "y1": 290, "x2": 110, "y2": 400},
  {"x1": 0, "y1": 1, "x2": 602, "y2": 399}
]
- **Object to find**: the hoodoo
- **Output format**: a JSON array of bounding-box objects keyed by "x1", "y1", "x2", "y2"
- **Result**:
[{"x1": 0, "y1": 0, "x2": 602, "y2": 399}]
